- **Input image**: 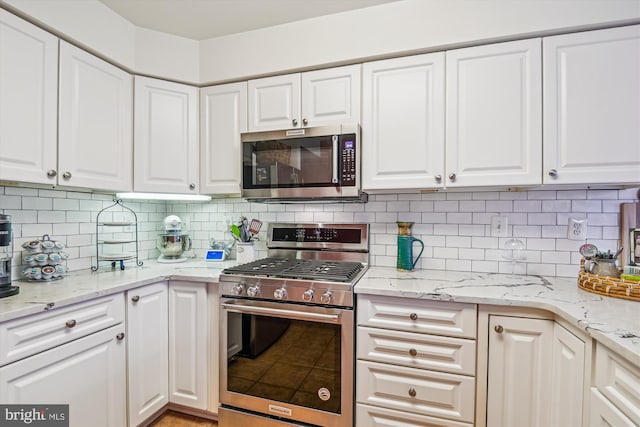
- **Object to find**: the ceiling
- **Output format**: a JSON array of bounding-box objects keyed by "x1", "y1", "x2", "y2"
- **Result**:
[{"x1": 99, "y1": 0, "x2": 400, "y2": 40}]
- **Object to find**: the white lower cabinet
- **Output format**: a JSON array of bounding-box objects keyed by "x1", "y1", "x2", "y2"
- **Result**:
[
  {"x1": 168, "y1": 281, "x2": 208, "y2": 410},
  {"x1": 127, "y1": 282, "x2": 169, "y2": 426},
  {"x1": 486, "y1": 315, "x2": 585, "y2": 427},
  {"x1": 0, "y1": 324, "x2": 127, "y2": 427},
  {"x1": 592, "y1": 342, "x2": 640, "y2": 425},
  {"x1": 357, "y1": 295, "x2": 476, "y2": 425}
]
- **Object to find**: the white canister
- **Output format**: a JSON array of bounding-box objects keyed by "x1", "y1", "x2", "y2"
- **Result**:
[{"x1": 236, "y1": 242, "x2": 255, "y2": 264}]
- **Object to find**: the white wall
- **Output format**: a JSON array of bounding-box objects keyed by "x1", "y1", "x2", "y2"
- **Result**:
[
  {"x1": 4, "y1": 0, "x2": 639, "y2": 84},
  {"x1": 199, "y1": 0, "x2": 640, "y2": 83}
]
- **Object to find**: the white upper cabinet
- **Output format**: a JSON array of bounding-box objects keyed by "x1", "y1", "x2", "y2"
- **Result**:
[
  {"x1": 200, "y1": 82, "x2": 247, "y2": 195},
  {"x1": 301, "y1": 64, "x2": 361, "y2": 127},
  {"x1": 0, "y1": 9, "x2": 58, "y2": 185},
  {"x1": 543, "y1": 25, "x2": 640, "y2": 186},
  {"x1": 362, "y1": 53, "x2": 446, "y2": 190},
  {"x1": 134, "y1": 76, "x2": 199, "y2": 193},
  {"x1": 446, "y1": 39, "x2": 542, "y2": 188},
  {"x1": 248, "y1": 64, "x2": 361, "y2": 131},
  {"x1": 58, "y1": 41, "x2": 133, "y2": 191}
]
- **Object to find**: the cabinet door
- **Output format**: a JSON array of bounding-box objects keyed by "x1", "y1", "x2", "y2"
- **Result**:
[
  {"x1": 127, "y1": 282, "x2": 169, "y2": 427},
  {"x1": 550, "y1": 323, "x2": 585, "y2": 427},
  {"x1": 58, "y1": 41, "x2": 133, "y2": 191},
  {"x1": 248, "y1": 73, "x2": 300, "y2": 131},
  {"x1": 362, "y1": 53, "x2": 445, "y2": 190},
  {"x1": 543, "y1": 25, "x2": 640, "y2": 185},
  {"x1": 134, "y1": 76, "x2": 199, "y2": 193},
  {"x1": 590, "y1": 388, "x2": 636, "y2": 427},
  {"x1": 487, "y1": 315, "x2": 553, "y2": 427},
  {"x1": 0, "y1": 324, "x2": 126, "y2": 427},
  {"x1": 301, "y1": 64, "x2": 361, "y2": 127},
  {"x1": 169, "y1": 281, "x2": 207, "y2": 409},
  {"x1": 0, "y1": 9, "x2": 58, "y2": 185},
  {"x1": 200, "y1": 82, "x2": 247, "y2": 194},
  {"x1": 446, "y1": 39, "x2": 542, "y2": 187}
]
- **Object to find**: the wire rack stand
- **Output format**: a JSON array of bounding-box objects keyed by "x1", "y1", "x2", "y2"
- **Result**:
[{"x1": 91, "y1": 199, "x2": 144, "y2": 271}]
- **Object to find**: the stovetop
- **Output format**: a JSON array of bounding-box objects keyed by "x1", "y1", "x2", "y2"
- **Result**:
[{"x1": 222, "y1": 257, "x2": 365, "y2": 283}]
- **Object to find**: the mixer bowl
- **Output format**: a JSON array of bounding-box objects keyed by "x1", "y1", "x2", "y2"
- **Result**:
[{"x1": 157, "y1": 233, "x2": 191, "y2": 258}]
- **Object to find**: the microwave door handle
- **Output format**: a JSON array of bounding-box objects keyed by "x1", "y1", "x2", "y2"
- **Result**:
[{"x1": 332, "y1": 135, "x2": 339, "y2": 184}]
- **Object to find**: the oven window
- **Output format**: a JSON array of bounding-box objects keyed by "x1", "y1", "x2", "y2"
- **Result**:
[
  {"x1": 243, "y1": 136, "x2": 334, "y2": 188},
  {"x1": 226, "y1": 312, "x2": 342, "y2": 414}
]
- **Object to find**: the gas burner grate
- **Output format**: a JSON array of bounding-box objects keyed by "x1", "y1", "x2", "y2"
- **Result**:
[
  {"x1": 279, "y1": 260, "x2": 365, "y2": 282},
  {"x1": 222, "y1": 258, "x2": 302, "y2": 276}
]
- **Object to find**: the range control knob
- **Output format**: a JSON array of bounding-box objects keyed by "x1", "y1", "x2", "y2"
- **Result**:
[
  {"x1": 274, "y1": 287, "x2": 287, "y2": 300},
  {"x1": 302, "y1": 289, "x2": 315, "y2": 302},
  {"x1": 231, "y1": 283, "x2": 245, "y2": 296},
  {"x1": 320, "y1": 291, "x2": 333, "y2": 304},
  {"x1": 247, "y1": 285, "x2": 261, "y2": 297}
]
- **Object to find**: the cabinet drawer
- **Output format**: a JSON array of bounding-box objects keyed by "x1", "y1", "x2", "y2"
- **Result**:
[
  {"x1": 356, "y1": 360, "x2": 475, "y2": 422},
  {"x1": 594, "y1": 343, "x2": 640, "y2": 424},
  {"x1": 357, "y1": 403, "x2": 473, "y2": 427},
  {"x1": 0, "y1": 293, "x2": 125, "y2": 365},
  {"x1": 357, "y1": 295, "x2": 476, "y2": 339},
  {"x1": 590, "y1": 388, "x2": 636, "y2": 427},
  {"x1": 358, "y1": 326, "x2": 476, "y2": 375}
]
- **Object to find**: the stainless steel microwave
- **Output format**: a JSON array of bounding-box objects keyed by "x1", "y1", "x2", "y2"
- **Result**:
[{"x1": 241, "y1": 123, "x2": 365, "y2": 202}]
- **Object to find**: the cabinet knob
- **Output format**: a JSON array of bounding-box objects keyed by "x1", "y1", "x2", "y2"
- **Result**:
[
  {"x1": 65, "y1": 319, "x2": 77, "y2": 328},
  {"x1": 292, "y1": 118, "x2": 298, "y2": 127},
  {"x1": 434, "y1": 174, "x2": 442, "y2": 183},
  {"x1": 409, "y1": 348, "x2": 417, "y2": 357},
  {"x1": 548, "y1": 169, "x2": 558, "y2": 177},
  {"x1": 131, "y1": 295, "x2": 140, "y2": 303},
  {"x1": 494, "y1": 324, "x2": 504, "y2": 334},
  {"x1": 116, "y1": 332, "x2": 125, "y2": 341},
  {"x1": 409, "y1": 312, "x2": 418, "y2": 321},
  {"x1": 302, "y1": 118, "x2": 308, "y2": 126},
  {"x1": 408, "y1": 388, "x2": 417, "y2": 397},
  {"x1": 47, "y1": 170, "x2": 57, "y2": 178},
  {"x1": 189, "y1": 183, "x2": 196, "y2": 190},
  {"x1": 62, "y1": 171, "x2": 72, "y2": 180},
  {"x1": 448, "y1": 173, "x2": 456, "y2": 182}
]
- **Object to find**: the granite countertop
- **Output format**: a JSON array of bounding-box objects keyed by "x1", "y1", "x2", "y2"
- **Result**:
[
  {"x1": 1, "y1": 261, "x2": 639, "y2": 366},
  {"x1": 356, "y1": 266, "x2": 640, "y2": 366}
]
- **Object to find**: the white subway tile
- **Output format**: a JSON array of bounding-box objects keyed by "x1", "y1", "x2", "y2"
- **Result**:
[
  {"x1": 459, "y1": 248, "x2": 485, "y2": 260},
  {"x1": 587, "y1": 213, "x2": 618, "y2": 226},
  {"x1": 459, "y1": 201, "x2": 485, "y2": 212},
  {"x1": 498, "y1": 261, "x2": 527, "y2": 275},
  {"x1": 434, "y1": 201, "x2": 459, "y2": 212},
  {"x1": 542, "y1": 200, "x2": 571, "y2": 212},
  {"x1": 555, "y1": 264, "x2": 579, "y2": 278},
  {"x1": 471, "y1": 260, "x2": 499, "y2": 273},
  {"x1": 4, "y1": 187, "x2": 37, "y2": 196},
  {"x1": 541, "y1": 251, "x2": 571, "y2": 264},
  {"x1": 398, "y1": 193, "x2": 422, "y2": 201},
  {"x1": 354, "y1": 212, "x2": 376, "y2": 223},
  {"x1": 422, "y1": 212, "x2": 447, "y2": 223},
  {"x1": 618, "y1": 188, "x2": 640, "y2": 199},
  {"x1": 471, "y1": 236, "x2": 499, "y2": 249},
  {"x1": 447, "y1": 212, "x2": 472, "y2": 224},
  {"x1": 374, "y1": 194, "x2": 398, "y2": 201},
  {"x1": 541, "y1": 226, "x2": 565, "y2": 238},
  {"x1": 514, "y1": 200, "x2": 541, "y2": 212},
  {"x1": 458, "y1": 224, "x2": 485, "y2": 236},
  {"x1": 472, "y1": 191, "x2": 500, "y2": 200},
  {"x1": 343, "y1": 203, "x2": 365, "y2": 212},
  {"x1": 333, "y1": 212, "x2": 355, "y2": 222},
  {"x1": 446, "y1": 236, "x2": 471, "y2": 248},
  {"x1": 376, "y1": 212, "x2": 398, "y2": 223},
  {"x1": 557, "y1": 190, "x2": 586, "y2": 200},
  {"x1": 4, "y1": 210, "x2": 37, "y2": 223},
  {"x1": 435, "y1": 247, "x2": 459, "y2": 259},
  {"x1": 22, "y1": 223, "x2": 52, "y2": 237},
  {"x1": 398, "y1": 212, "x2": 422, "y2": 222},
  {"x1": 527, "y1": 213, "x2": 556, "y2": 225},
  {"x1": 412, "y1": 223, "x2": 433, "y2": 234},
  {"x1": 499, "y1": 191, "x2": 528, "y2": 200},
  {"x1": 527, "y1": 190, "x2": 557, "y2": 200},
  {"x1": 38, "y1": 211, "x2": 66, "y2": 223},
  {"x1": 572, "y1": 200, "x2": 601, "y2": 212},
  {"x1": 526, "y1": 238, "x2": 555, "y2": 251},
  {"x1": 445, "y1": 192, "x2": 472, "y2": 200},
  {"x1": 387, "y1": 201, "x2": 409, "y2": 212},
  {"x1": 421, "y1": 258, "x2": 446, "y2": 270},
  {"x1": 587, "y1": 189, "x2": 619, "y2": 200},
  {"x1": 421, "y1": 193, "x2": 446, "y2": 200},
  {"x1": 485, "y1": 201, "x2": 513, "y2": 212},
  {"x1": 410, "y1": 201, "x2": 434, "y2": 212},
  {"x1": 434, "y1": 224, "x2": 459, "y2": 235},
  {"x1": 526, "y1": 263, "x2": 556, "y2": 276},
  {"x1": 313, "y1": 212, "x2": 334, "y2": 222},
  {"x1": 513, "y1": 225, "x2": 542, "y2": 238}
]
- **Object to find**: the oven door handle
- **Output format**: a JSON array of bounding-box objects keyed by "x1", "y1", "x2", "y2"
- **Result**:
[
  {"x1": 221, "y1": 302, "x2": 342, "y2": 324},
  {"x1": 331, "y1": 135, "x2": 339, "y2": 184}
]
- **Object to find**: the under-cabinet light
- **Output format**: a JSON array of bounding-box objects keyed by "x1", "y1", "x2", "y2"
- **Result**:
[{"x1": 115, "y1": 192, "x2": 212, "y2": 201}]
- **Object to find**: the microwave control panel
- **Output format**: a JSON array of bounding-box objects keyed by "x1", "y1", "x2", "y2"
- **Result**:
[{"x1": 339, "y1": 135, "x2": 357, "y2": 186}]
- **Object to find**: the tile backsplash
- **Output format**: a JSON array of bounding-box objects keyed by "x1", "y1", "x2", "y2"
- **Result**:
[{"x1": 2, "y1": 185, "x2": 639, "y2": 279}]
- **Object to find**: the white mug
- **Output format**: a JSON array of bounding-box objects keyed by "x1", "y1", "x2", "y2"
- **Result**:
[{"x1": 236, "y1": 242, "x2": 255, "y2": 264}]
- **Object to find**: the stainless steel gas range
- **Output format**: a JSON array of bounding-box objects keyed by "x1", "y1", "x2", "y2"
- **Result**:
[{"x1": 218, "y1": 223, "x2": 369, "y2": 427}]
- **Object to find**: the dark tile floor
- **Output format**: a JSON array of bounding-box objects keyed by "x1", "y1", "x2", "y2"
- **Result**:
[{"x1": 227, "y1": 320, "x2": 342, "y2": 413}]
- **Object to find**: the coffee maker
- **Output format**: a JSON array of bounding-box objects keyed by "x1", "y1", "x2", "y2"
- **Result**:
[{"x1": 0, "y1": 214, "x2": 19, "y2": 298}]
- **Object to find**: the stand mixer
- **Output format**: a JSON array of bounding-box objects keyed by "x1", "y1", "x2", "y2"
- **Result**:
[
  {"x1": 157, "y1": 215, "x2": 192, "y2": 263},
  {"x1": 0, "y1": 214, "x2": 19, "y2": 298}
]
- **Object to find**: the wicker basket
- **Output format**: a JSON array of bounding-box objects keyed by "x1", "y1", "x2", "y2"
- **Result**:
[{"x1": 578, "y1": 258, "x2": 640, "y2": 302}]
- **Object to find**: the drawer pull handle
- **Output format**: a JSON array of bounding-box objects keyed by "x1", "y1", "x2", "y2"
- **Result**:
[
  {"x1": 131, "y1": 295, "x2": 140, "y2": 303},
  {"x1": 408, "y1": 388, "x2": 417, "y2": 397},
  {"x1": 494, "y1": 324, "x2": 504, "y2": 333},
  {"x1": 409, "y1": 313, "x2": 418, "y2": 321},
  {"x1": 116, "y1": 332, "x2": 125, "y2": 341},
  {"x1": 409, "y1": 348, "x2": 417, "y2": 357},
  {"x1": 65, "y1": 319, "x2": 77, "y2": 328}
]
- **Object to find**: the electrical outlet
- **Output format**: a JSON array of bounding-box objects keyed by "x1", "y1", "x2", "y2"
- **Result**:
[
  {"x1": 568, "y1": 218, "x2": 587, "y2": 240},
  {"x1": 491, "y1": 216, "x2": 508, "y2": 237}
]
